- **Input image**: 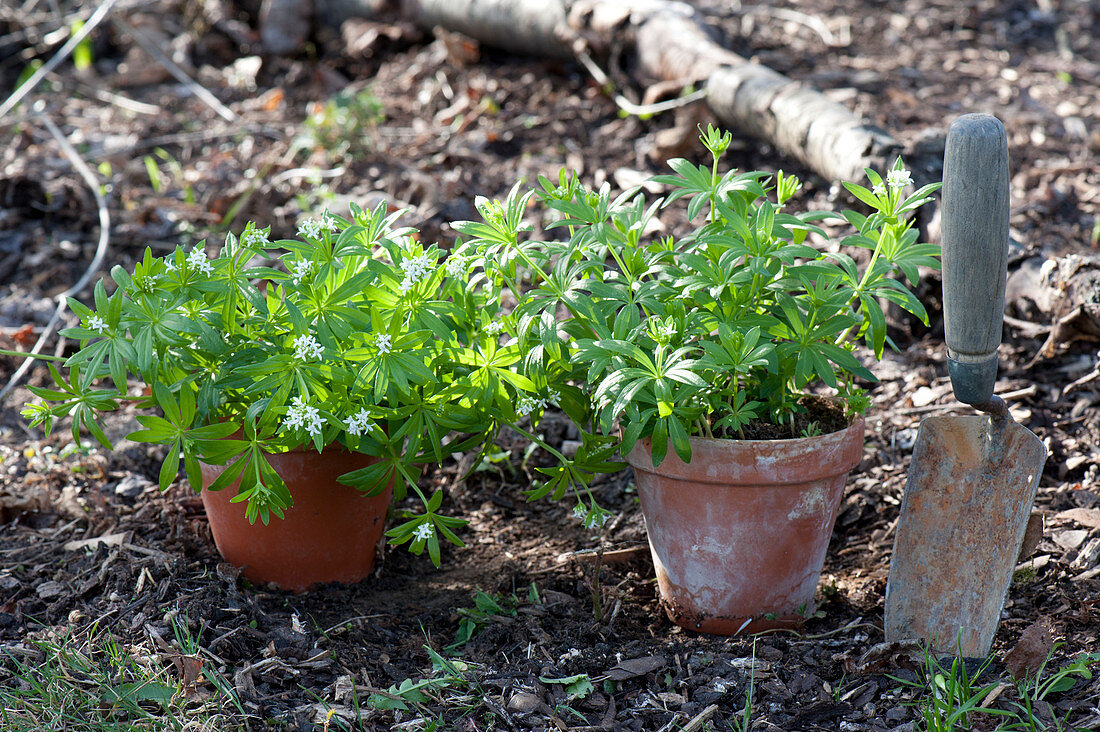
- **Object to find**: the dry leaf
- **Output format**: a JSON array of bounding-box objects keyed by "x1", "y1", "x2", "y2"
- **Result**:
[
  {"x1": 1016, "y1": 512, "x2": 1045, "y2": 561},
  {"x1": 854, "y1": 640, "x2": 925, "y2": 674},
  {"x1": 1004, "y1": 617, "x2": 1054, "y2": 679},
  {"x1": 605, "y1": 655, "x2": 666, "y2": 680}
]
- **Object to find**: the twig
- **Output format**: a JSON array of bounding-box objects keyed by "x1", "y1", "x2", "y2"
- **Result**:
[
  {"x1": 84, "y1": 124, "x2": 283, "y2": 157},
  {"x1": 893, "y1": 384, "x2": 1039, "y2": 416},
  {"x1": 680, "y1": 703, "x2": 719, "y2": 732},
  {"x1": 575, "y1": 48, "x2": 708, "y2": 117},
  {"x1": 269, "y1": 166, "x2": 347, "y2": 186},
  {"x1": 731, "y1": 3, "x2": 848, "y2": 47},
  {"x1": 53, "y1": 71, "x2": 163, "y2": 115},
  {"x1": 1003, "y1": 313, "x2": 1051, "y2": 338},
  {"x1": 0, "y1": 0, "x2": 120, "y2": 120},
  {"x1": 0, "y1": 112, "x2": 111, "y2": 403},
  {"x1": 110, "y1": 16, "x2": 238, "y2": 122},
  {"x1": 558, "y1": 544, "x2": 649, "y2": 564},
  {"x1": 1062, "y1": 362, "x2": 1100, "y2": 398}
]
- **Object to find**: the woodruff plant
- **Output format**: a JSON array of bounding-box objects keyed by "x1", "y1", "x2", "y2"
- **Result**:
[
  {"x1": 17, "y1": 204, "x2": 619, "y2": 564},
  {"x1": 451, "y1": 125, "x2": 941, "y2": 467}
]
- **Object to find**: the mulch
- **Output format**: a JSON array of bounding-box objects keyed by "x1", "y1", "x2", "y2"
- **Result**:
[{"x1": 1, "y1": 0, "x2": 1098, "y2": 729}]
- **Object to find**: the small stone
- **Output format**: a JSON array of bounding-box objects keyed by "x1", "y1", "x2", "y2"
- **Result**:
[
  {"x1": 507, "y1": 691, "x2": 541, "y2": 713},
  {"x1": 36, "y1": 580, "x2": 65, "y2": 600},
  {"x1": 893, "y1": 427, "x2": 919, "y2": 451},
  {"x1": 910, "y1": 386, "x2": 937, "y2": 407},
  {"x1": 885, "y1": 705, "x2": 909, "y2": 721},
  {"x1": 114, "y1": 475, "x2": 152, "y2": 499}
]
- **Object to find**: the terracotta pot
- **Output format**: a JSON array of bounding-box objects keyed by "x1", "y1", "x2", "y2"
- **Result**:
[
  {"x1": 626, "y1": 418, "x2": 864, "y2": 635},
  {"x1": 200, "y1": 448, "x2": 392, "y2": 592}
]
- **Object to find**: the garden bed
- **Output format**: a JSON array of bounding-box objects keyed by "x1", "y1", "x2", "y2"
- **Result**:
[{"x1": 1, "y1": 0, "x2": 1098, "y2": 729}]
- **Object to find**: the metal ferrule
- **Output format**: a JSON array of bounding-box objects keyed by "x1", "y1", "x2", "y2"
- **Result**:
[{"x1": 946, "y1": 353, "x2": 998, "y2": 408}]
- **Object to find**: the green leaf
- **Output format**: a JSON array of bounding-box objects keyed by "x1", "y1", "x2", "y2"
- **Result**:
[{"x1": 539, "y1": 674, "x2": 595, "y2": 700}]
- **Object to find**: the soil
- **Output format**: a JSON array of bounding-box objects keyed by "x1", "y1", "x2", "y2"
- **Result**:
[{"x1": 1, "y1": 1, "x2": 1099, "y2": 730}]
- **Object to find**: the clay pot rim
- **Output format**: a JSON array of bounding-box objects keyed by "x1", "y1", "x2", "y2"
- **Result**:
[{"x1": 626, "y1": 416, "x2": 865, "y2": 486}]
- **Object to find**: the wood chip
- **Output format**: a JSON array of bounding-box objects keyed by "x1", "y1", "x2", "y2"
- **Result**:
[
  {"x1": 63, "y1": 532, "x2": 129, "y2": 552},
  {"x1": 1052, "y1": 529, "x2": 1089, "y2": 552},
  {"x1": 1071, "y1": 538, "x2": 1100, "y2": 570},
  {"x1": 1054, "y1": 507, "x2": 1100, "y2": 530}
]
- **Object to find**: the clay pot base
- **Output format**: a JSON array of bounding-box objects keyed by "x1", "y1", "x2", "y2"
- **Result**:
[
  {"x1": 661, "y1": 597, "x2": 805, "y2": 635},
  {"x1": 200, "y1": 449, "x2": 392, "y2": 592},
  {"x1": 630, "y1": 418, "x2": 865, "y2": 636}
]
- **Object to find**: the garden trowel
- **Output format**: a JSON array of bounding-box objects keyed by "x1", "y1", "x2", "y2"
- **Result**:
[{"x1": 884, "y1": 114, "x2": 1047, "y2": 658}]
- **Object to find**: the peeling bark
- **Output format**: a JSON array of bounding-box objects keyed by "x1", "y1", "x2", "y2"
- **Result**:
[
  {"x1": 316, "y1": 0, "x2": 902, "y2": 183},
  {"x1": 1007, "y1": 254, "x2": 1100, "y2": 361}
]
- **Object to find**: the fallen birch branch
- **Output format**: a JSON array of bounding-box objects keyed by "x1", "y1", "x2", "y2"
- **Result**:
[{"x1": 316, "y1": 0, "x2": 902, "y2": 183}]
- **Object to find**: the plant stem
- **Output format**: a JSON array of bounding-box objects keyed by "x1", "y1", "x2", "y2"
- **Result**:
[{"x1": 0, "y1": 348, "x2": 66, "y2": 362}]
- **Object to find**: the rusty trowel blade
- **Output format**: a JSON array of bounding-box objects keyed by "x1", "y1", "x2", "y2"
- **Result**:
[{"x1": 885, "y1": 414, "x2": 1046, "y2": 657}]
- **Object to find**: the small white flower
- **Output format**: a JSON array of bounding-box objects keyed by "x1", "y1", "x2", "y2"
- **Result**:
[
  {"x1": 445, "y1": 255, "x2": 467, "y2": 278},
  {"x1": 484, "y1": 321, "x2": 505, "y2": 335},
  {"x1": 290, "y1": 259, "x2": 313, "y2": 285},
  {"x1": 516, "y1": 395, "x2": 546, "y2": 417},
  {"x1": 374, "y1": 333, "x2": 392, "y2": 354},
  {"x1": 584, "y1": 510, "x2": 607, "y2": 530},
  {"x1": 87, "y1": 315, "x2": 108, "y2": 333},
  {"x1": 346, "y1": 408, "x2": 371, "y2": 436},
  {"x1": 240, "y1": 227, "x2": 270, "y2": 248},
  {"x1": 293, "y1": 334, "x2": 324, "y2": 361},
  {"x1": 886, "y1": 168, "x2": 912, "y2": 189},
  {"x1": 872, "y1": 183, "x2": 886, "y2": 197},
  {"x1": 572, "y1": 505, "x2": 586, "y2": 520},
  {"x1": 547, "y1": 390, "x2": 561, "y2": 404},
  {"x1": 187, "y1": 247, "x2": 214, "y2": 275},
  {"x1": 413, "y1": 523, "x2": 434, "y2": 542},
  {"x1": 164, "y1": 258, "x2": 178, "y2": 273},
  {"x1": 399, "y1": 254, "x2": 434, "y2": 289},
  {"x1": 282, "y1": 395, "x2": 324, "y2": 438},
  {"x1": 399, "y1": 277, "x2": 415, "y2": 294},
  {"x1": 297, "y1": 218, "x2": 324, "y2": 240}
]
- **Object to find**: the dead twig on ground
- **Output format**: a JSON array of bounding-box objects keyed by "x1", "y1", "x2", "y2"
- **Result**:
[
  {"x1": 574, "y1": 47, "x2": 708, "y2": 118},
  {"x1": 0, "y1": 0, "x2": 120, "y2": 120},
  {"x1": 110, "y1": 16, "x2": 238, "y2": 122},
  {"x1": 0, "y1": 112, "x2": 111, "y2": 403},
  {"x1": 731, "y1": 3, "x2": 849, "y2": 47}
]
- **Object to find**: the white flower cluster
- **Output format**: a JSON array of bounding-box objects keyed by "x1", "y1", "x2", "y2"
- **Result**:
[
  {"x1": 297, "y1": 213, "x2": 338, "y2": 240},
  {"x1": 240, "y1": 227, "x2": 270, "y2": 248},
  {"x1": 413, "y1": 523, "x2": 434, "y2": 542},
  {"x1": 484, "y1": 320, "x2": 505, "y2": 335},
  {"x1": 282, "y1": 395, "x2": 324, "y2": 438},
  {"x1": 398, "y1": 254, "x2": 434, "y2": 294},
  {"x1": 886, "y1": 168, "x2": 913, "y2": 189},
  {"x1": 516, "y1": 390, "x2": 560, "y2": 417},
  {"x1": 374, "y1": 333, "x2": 392, "y2": 354},
  {"x1": 346, "y1": 408, "x2": 371, "y2": 436},
  {"x1": 444, "y1": 255, "x2": 467, "y2": 278},
  {"x1": 186, "y1": 247, "x2": 214, "y2": 275},
  {"x1": 87, "y1": 315, "x2": 108, "y2": 334},
  {"x1": 293, "y1": 334, "x2": 324, "y2": 361},
  {"x1": 874, "y1": 167, "x2": 913, "y2": 197},
  {"x1": 290, "y1": 259, "x2": 313, "y2": 285}
]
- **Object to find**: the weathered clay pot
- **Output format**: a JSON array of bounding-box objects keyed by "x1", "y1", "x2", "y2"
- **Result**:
[
  {"x1": 200, "y1": 448, "x2": 392, "y2": 592},
  {"x1": 626, "y1": 418, "x2": 864, "y2": 635}
]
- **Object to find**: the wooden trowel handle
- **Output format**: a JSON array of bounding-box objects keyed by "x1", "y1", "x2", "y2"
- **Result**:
[{"x1": 942, "y1": 114, "x2": 1010, "y2": 407}]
